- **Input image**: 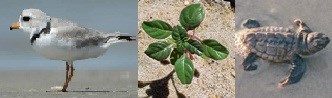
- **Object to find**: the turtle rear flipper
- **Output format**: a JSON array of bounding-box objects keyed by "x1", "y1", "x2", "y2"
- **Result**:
[
  {"x1": 279, "y1": 54, "x2": 307, "y2": 87},
  {"x1": 242, "y1": 53, "x2": 259, "y2": 71}
]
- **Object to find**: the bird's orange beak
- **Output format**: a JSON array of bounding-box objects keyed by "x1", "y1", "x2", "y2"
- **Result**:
[{"x1": 10, "y1": 21, "x2": 20, "y2": 30}]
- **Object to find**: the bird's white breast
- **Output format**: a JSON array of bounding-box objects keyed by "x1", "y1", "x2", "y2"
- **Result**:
[{"x1": 32, "y1": 28, "x2": 110, "y2": 62}]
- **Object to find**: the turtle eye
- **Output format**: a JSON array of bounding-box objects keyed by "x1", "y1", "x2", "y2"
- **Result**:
[{"x1": 22, "y1": 16, "x2": 31, "y2": 21}]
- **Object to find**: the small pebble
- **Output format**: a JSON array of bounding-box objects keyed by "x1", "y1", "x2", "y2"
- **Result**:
[
  {"x1": 50, "y1": 86, "x2": 63, "y2": 91},
  {"x1": 214, "y1": 0, "x2": 222, "y2": 3},
  {"x1": 184, "y1": 1, "x2": 190, "y2": 5},
  {"x1": 193, "y1": 0, "x2": 200, "y2": 3}
]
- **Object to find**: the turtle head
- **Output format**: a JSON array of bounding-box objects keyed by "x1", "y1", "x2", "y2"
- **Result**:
[{"x1": 301, "y1": 32, "x2": 330, "y2": 55}]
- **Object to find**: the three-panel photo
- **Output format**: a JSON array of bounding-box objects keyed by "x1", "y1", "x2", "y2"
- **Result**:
[{"x1": 0, "y1": 0, "x2": 331, "y2": 98}]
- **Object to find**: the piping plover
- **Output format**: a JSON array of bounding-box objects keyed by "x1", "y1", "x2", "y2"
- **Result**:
[{"x1": 10, "y1": 8, "x2": 135, "y2": 92}]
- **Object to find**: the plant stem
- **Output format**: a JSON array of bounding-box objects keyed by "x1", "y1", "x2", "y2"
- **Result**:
[
  {"x1": 193, "y1": 29, "x2": 196, "y2": 36},
  {"x1": 166, "y1": 37, "x2": 176, "y2": 44},
  {"x1": 186, "y1": 51, "x2": 194, "y2": 60},
  {"x1": 189, "y1": 34, "x2": 202, "y2": 42},
  {"x1": 188, "y1": 29, "x2": 202, "y2": 42},
  {"x1": 168, "y1": 43, "x2": 176, "y2": 49}
]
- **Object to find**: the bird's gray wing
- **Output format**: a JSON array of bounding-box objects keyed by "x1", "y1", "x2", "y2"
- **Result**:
[
  {"x1": 50, "y1": 17, "x2": 135, "y2": 48},
  {"x1": 54, "y1": 25, "x2": 111, "y2": 48},
  {"x1": 50, "y1": 17, "x2": 79, "y2": 28}
]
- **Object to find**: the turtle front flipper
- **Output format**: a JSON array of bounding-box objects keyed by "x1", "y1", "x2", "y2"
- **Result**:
[
  {"x1": 241, "y1": 19, "x2": 261, "y2": 29},
  {"x1": 294, "y1": 19, "x2": 313, "y2": 33},
  {"x1": 242, "y1": 53, "x2": 259, "y2": 71},
  {"x1": 279, "y1": 54, "x2": 307, "y2": 87}
]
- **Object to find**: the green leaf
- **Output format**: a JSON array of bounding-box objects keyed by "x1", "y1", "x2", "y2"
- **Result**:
[
  {"x1": 170, "y1": 49, "x2": 183, "y2": 65},
  {"x1": 186, "y1": 39, "x2": 203, "y2": 56},
  {"x1": 144, "y1": 41, "x2": 172, "y2": 61},
  {"x1": 175, "y1": 55, "x2": 194, "y2": 84},
  {"x1": 176, "y1": 42, "x2": 187, "y2": 53},
  {"x1": 202, "y1": 39, "x2": 229, "y2": 60},
  {"x1": 172, "y1": 25, "x2": 189, "y2": 41},
  {"x1": 142, "y1": 20, "x2": 173, "y2": 39},
  {"x1": 180, "y1": 3, "x2": 205, "y2": 30}
]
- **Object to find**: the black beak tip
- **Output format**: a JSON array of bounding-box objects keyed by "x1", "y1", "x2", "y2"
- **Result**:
[{"x1": 10, "y1": 27, "x2": 13, "y2": 30}]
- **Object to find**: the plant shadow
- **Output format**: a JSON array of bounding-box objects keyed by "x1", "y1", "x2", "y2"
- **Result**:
[{"x1": 138, "y1": 70, "x2": 186, "y2": 98}]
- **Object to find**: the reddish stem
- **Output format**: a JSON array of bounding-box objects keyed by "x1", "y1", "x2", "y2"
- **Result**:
[
  {"x1": 188, "y1": 29, "x2": 202, "y2": 42},
  {"x1": 189, "y1": 35, "x2": 202, "y2": 42},
  {"x1": 186, "y1": 51, "x2": 194, "y2": 60}
]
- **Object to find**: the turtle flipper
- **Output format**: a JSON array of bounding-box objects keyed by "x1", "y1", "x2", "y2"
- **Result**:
[
  {"x1": 242, "y1": 53, "x2": 259, "y2": 71},
  {"x1": 241, "y1": 19, "x2": 261, "y2": 29},
  {"x1": 294, "y1": 19, "x2": 312, "y2": 33},
  {"x1": 279, "y1": 54, "x2": 306, "y2": 87}
]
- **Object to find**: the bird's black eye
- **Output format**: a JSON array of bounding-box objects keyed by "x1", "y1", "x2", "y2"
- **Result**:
[{"x1": 22, "y1": 16, "x2": 31, "y2": 21}]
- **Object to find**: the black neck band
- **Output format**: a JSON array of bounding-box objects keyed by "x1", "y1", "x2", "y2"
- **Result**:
[{"x1": 30, "y1": 18, "x2": 51, "y2": 45}]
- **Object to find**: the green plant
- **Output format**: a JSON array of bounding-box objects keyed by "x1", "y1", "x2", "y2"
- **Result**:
[{"x1": 142, "y1": 3, "x2": 229, "y2": 84}]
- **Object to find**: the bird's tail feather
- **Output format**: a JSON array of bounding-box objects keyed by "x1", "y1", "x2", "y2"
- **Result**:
[
  {"x1": 117, "y1": 36, "x2": 136, "y2": 41},
  {"x1": 100, "y1": 32, "x2": 135, "y2": 48},
  {"x1": 104, "y1": 34, "x2": 136, "y2": 44}
]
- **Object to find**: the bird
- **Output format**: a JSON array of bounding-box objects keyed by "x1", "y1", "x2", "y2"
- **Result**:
[{"x1": 9, "y1": 8, "x2": 135, "y2": 92}]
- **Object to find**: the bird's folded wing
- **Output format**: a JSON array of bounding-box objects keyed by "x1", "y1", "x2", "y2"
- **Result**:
[{"x1": 55, "y1": 26, "x2": 110, "y2": 48}]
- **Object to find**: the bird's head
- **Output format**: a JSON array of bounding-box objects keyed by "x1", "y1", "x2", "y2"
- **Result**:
[{"x1": 10, "y1": 8, "x2": 50, "y2": 36}]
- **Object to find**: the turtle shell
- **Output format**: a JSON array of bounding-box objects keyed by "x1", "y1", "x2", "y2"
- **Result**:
[{"x1": 236, "y1": 26, "x2": 298, "y2": 62}]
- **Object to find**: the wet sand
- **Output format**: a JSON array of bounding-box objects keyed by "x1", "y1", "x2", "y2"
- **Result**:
[
  {"x1": 0, "y1": 69, "x2": 137, "y2": 98},
  {"x1": 236, "y1": 0, "x2": 332, "y2": 98}
]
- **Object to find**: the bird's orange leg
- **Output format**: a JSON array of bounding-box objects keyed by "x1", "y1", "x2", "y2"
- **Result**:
[
  {"x1": 62, "y1": 62, "x2": 70, "y2": 92},
  {"x1": 68, "y1": 64, "x2": 74, "y2": 84}
]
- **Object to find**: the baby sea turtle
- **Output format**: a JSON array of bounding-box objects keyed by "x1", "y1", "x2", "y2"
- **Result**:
[{"x1": 236, "y1": 19, "x2": 330, "y2": 87}]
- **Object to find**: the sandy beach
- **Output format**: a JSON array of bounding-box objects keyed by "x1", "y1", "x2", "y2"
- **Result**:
[
  {"x1": 0, "y1": 69, "x2": 137, "y2": 98},
  {"x1": 236, "y1": 0, "x2": 332, "y2": 98}
]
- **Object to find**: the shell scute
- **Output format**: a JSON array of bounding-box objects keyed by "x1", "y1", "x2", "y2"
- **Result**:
[{"x1": 237, "y1": 26, "x2": 298, "y2": 61}]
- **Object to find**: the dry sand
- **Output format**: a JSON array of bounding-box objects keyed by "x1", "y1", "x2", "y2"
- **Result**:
[
  {"x1": 236, "y1": 0, "x2": 332, "y2": 98},
  {"x1": 138, "y1": 0, "x2": 235, "y2": 97},
  {"x1": 0, "y1": 69, "x2": 137, "y2": 98}
]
